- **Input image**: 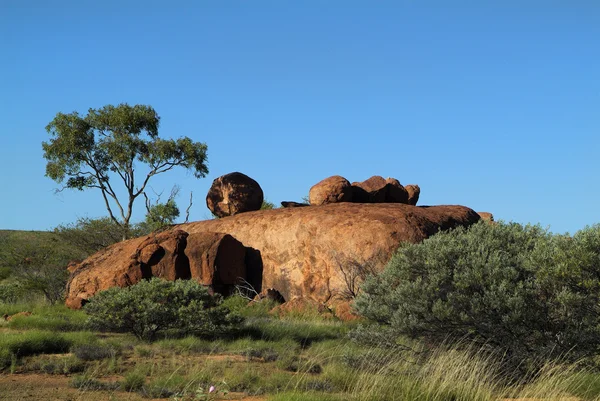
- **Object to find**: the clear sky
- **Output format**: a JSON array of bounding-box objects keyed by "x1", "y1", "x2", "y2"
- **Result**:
[{"x1": 1, "y1": 1, "x2": 598, "y2": 234}]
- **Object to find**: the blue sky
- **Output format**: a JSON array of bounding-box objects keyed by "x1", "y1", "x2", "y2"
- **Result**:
[{"x1": 1, "y1": 1, "x2": 598, "y2": 234}]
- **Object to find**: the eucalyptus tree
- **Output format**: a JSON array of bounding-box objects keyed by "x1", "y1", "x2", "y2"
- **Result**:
[{"x1": 42, "y1": 103, "x2": 208, "y2": 238}]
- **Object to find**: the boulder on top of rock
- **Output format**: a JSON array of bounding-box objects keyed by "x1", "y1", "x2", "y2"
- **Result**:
[
  {"x1": 206, "y1": 172, "x2": 264, "y2": 218},
  {"x1": 309, "y1": 175, "x2": 353, "y2": 205},
  {"x1": 405, "y1": 184, "x2": 420, "y2": 206},
  {"x1": 353, "y1": 176, "x2": 409, "y2": 203}
]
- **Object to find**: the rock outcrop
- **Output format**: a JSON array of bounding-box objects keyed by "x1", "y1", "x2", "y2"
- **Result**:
[
  {"x1": 308, "y1": 175, "x2": 354, "y2": 205},
  {"x1": 405, "y1": 184, "x2": 420, "y2": 206},
  {"x1": 353, "y1": 176, "x2": 409, "y2": 203},
  {"x1": 206, "y1": 172, "x2": 264, "y2": 217},
  {"x1": 66, "y1": 230, "x2": 247, "y2": 309},
  {"x1": 66, "y1": 203, "x2": 480, "y2": 309}
]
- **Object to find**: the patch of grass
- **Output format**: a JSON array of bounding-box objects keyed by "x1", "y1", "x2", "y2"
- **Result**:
[
  {"x1": 0, "y1": 330, "x2": 97, "y2": 370},
  {"x1": 155, "y1": 336, "x2": 223, "y2": 355},
  {"x1": 122, "y1": 371, "x2": 145, "y2": 391},
  {"x1": 71, "y1": 374, "x2": 120, "y2": 391},
  {"x1": 141, "y1": 373, "x2": 187, "y2": 398},
  {"x1": 268, "y1": 392, "x2": 346, "y2": 401},
  {"x1": 71, "y1": 343, "x2": 118, "y2": 361},
  {"x1": 6, "y1": 305, "x2": 88, "y2": 331},
  {"x1": 245, "y1": 318, "x2": 347, "y2": 348},
  {"x1": 0, "y1": 331, "x2": 71, "y2": 359},
  {"x1": 21, "y1": 354, "x2": 85, "y2": 374}
]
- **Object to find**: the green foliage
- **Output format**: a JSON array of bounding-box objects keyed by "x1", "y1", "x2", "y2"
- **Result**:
[
  {"x1": 6, "y1": 307, "x2": 88, "y2": 331},
  {"x1": 355, "y1": 221, "x2": 600, "y2": 368},
  {"x1": 0, "y1": 230, "x2": 85, "y2": 304},
  {"x1": 261, "y1": 199, "x2": 276, "y2": 210},
  {"x1": 122, "y1": 371, "x2": 146, "y2": 391},
  {"x1": 21, "y1": 354, "x2": 85, "y2": 375},
  {"x1": 0, "y1": 331, "x2": 77, "y2": 369},
  {"x1": 71, "y1": 343, "x2": 118, "y2": 361},
  {"x1": 0, "y1": 281, "x2": 24, "y2": 303},
  {"x1": 84, "y1": 278, "x2": 242, "y2": 341},
  {"x1": 54, "y1": 216, "x2": 134, "y2": 255},
  {"x1": 138, "y1": 186, "x2": 182, "y2": 234},
  {"x1": 42, "y1": 103, "x2": 208, "y2": 234},
  {"x1": 1, "y1": 242, "x2": 78, "y2": 305}
]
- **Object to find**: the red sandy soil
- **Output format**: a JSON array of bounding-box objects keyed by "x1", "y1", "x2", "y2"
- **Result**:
[{"x1": 0, "y1": 373, "x2": 267, "y2": 401}]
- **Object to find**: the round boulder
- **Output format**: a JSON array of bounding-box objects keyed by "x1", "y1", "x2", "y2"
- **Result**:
[
  {"x1": 309, "y1": 175, "x2": 353, "y2": 205},
  {"x1": 206, "y1": 172, "x2": 264, "y2": 218},
  {"x1": 405, "y1": 184, "x2": 420, "y2": 206}
]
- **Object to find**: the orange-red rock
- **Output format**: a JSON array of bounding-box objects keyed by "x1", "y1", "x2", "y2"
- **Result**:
[
  {"x1": 353, "y1": 176, "x2": 409, "y2": 203},
  {"x1": 65, "y1": 230, "x2": 246, "y2": 308},
  {"x1": 182, "y1": 203, "x2": 479, "y2": 303},
  {"x1": 405, "y1": 184, "x2": 420, "y2": 206},
  {"x1": 66, "y1": 203, "x2": 480, "y2": 309},
  {"x1": 206, "y1": 172, "x2": 264, "y2": 218},
  {"x1": 186, "y1": 232, "x2": 246, "y2": 289},
  {"x1": 309, "y1": 175, "x2": 353, "y2": 205}
]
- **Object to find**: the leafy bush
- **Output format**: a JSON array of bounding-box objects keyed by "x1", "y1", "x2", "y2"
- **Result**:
[
  {"x1": 355, "y1": 222, "x2": 600, "y2": 368},
  {"x1": 84, "y1": 278, "x2": 242, "y2": 341},
  {"x1": 0, "y1": 281, "x2": 24, "y2": 303}
]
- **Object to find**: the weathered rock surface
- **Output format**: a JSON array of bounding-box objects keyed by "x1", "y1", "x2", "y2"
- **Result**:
[
  {"x1": 353, "y1": 176, "x2": 409, "y2": 203},
  {"x1": 65, "y1": 203, "x2": 480, "y2": 309},
  {"x1": 65, "y1": 230, "x2": 247, "y2": 309},
  {"x1": 309, "y1": 175, "x2": 353, "y2": 205},
  {"x1": 405, "y1": 184, "x2": 420, "y2": 206},
  {"x1": 206, "y1": 172, "x2": 264, "y2": 218},
  {"x1": 253, "y1": 288, "x2": 286, "y2": 304}
]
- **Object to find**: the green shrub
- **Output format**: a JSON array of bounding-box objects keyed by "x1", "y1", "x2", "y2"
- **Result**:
[
  {"x1": 0, "y1": 281, "x2": 24, "y2": 303},
  {"x1": 84, "y1": 278, "x2": 243, "y2": 341},
  {"x1": 355, "y1": 221, "x2": 600, "y2": 369}
]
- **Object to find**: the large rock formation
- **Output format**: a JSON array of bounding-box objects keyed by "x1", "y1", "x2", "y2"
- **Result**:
[
  {"x1": 308, "y1": 176, "x2": 353, "y2": 205},
  {"x1": 66, "y1": 203, "x2": 480, "y2": 309},
  {"x1": 66, "y1": 230, "x2": 246, "y2": 309},
  {"x1": 206, "y1": 172, "x2": 264, "y2": 217},
  {"x1": 352, "y1": 176, "x2": 409, "y2": 204}
]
